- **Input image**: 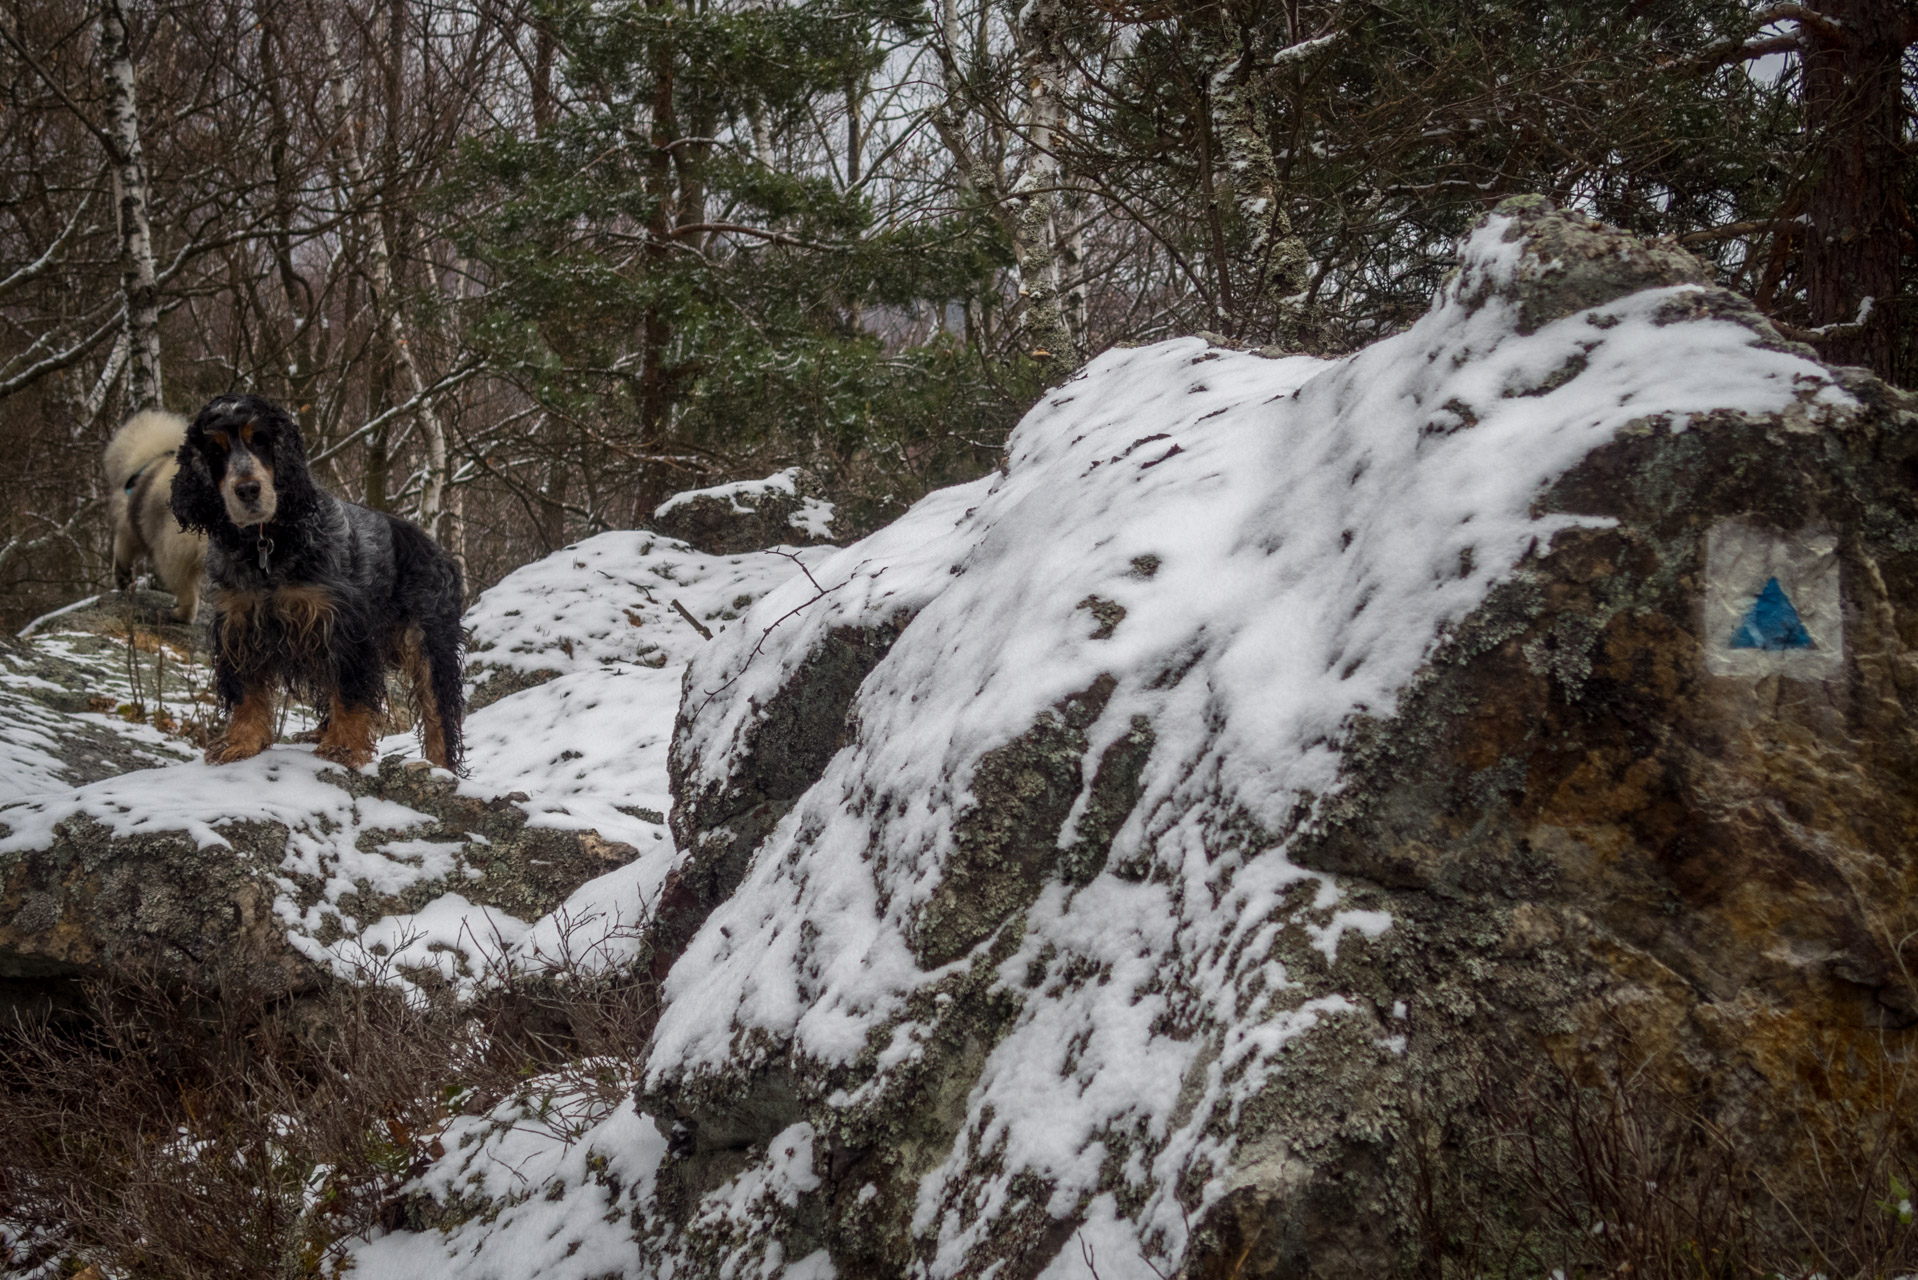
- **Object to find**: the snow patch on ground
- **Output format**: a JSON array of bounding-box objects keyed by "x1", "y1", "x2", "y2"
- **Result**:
[
  {"x1": 350, "y1": 1088, "x2": 667, "y2": 1280},
  {"x1": 451, "y1": 531, "x2": 829, "y2": 846},
  {"x1": 0, "y1": 632, "x2": 198, "y2": 802}
]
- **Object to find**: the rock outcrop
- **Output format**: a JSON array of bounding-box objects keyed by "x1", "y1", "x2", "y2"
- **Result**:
[
  {"x1": 651, "y1": 469, "x2": 837, "y2": 555},
  {"x1": 1, "y1": 589, "x2": 203, "y2": 801},
  {"x1": 0, "y1": 536, "x2": 820, "y2": 1024},
  {"x1": 0, "y1": 753, "x2": 638, "y2": 1016},
  {"x1": 625, "y1": 199, "x2": 1918, "y2": 1278}
]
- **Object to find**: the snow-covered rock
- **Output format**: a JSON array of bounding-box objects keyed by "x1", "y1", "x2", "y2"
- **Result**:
[
  {"x1": 0, "y1": 535, "x2": 825, "y2": 1003},
  {"x1": 652, "y1": 468, "x2": 837, "y2": 555},
  {"x1": 1, "y1": 590, "x2": 200, "y2": 804},
  {"x1": 356, "y1": 199, "x2": 1918, "y2": 1279},
  {"x1": 19, "y1": 198, "x2": 1910, "y2": 1280}
]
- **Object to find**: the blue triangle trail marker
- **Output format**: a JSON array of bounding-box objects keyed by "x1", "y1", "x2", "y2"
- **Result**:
[{"x1": 1729, "y1": 577, "x2": 1814, "y2": 650}]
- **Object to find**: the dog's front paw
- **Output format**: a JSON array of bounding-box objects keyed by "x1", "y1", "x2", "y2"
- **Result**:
[
  {"x1": 205, "y1": 737, "x2": 268, "y2": 764},
  {"x1": 315, "y1": 741, "x2": 374, "y2": 769}
]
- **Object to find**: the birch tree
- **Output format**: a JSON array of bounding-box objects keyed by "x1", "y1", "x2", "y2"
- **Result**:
[
  {"x1": 928, "y1": 0, "x2": 1083, "y2": 368},
  {"x1": 97, "y1": 0, "x2": 161, "y2": 414},
  {"x1": 323, "y1": 17, "x2": 457, "y2": 556}
]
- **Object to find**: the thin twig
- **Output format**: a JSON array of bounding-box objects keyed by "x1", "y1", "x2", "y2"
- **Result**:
[
  {"x1": 669, "y1": 598, "x2": 713, "y2": 641},
  {"x1": 694, "y1": 551, "x2": 849, "y2": 716}
]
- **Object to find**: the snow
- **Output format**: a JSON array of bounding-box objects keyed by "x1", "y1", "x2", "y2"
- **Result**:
[
  {"x1": 654, "y1": 467, "x2": 801, "y2": 518},
  {"x1": 653, "y1": 469, "x2": 837, "y2": 540},
  {"x1": 350, "y1": 1089, "x2": 667, "y2": 1280},
  {"x1": 646, "y1": 212, "x2": 1850, "y2": 1272},
  {"x1": 448, "y1": 531, "x2": 830, "y2": 850},
  {"x1": 0, "y1": 630, "x2": 197, "y2": 802},
  {"x1": 0, "y1": 677, "x2": 179, "y2": 804},
  {"x1": 788, "y1": 496, "x2": 837, "y2": 539},
  {"x1": 342, "y1": 892, "x2": 533, "y2": 984}
]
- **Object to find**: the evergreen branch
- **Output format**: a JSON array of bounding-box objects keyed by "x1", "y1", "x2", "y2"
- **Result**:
[
  {"x1": 1749, "y1": 3, "x2": 1847, "y2": 42},
  {"x1": 1773, "y1": 295, "x2": 1875, "y2": 342},
  {"x1": 1678, "y1": 219, "x2": 1790, "y2": 245},
  {"x1": 669, "y1": 222, "x2": 849, "y2": 251}
]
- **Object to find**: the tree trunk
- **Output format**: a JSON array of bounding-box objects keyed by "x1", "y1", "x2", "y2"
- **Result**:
[
  {"x1": 261, "y1": 21, "x2": 319, "y2": 436},
  {"x1": 537, "y1": 420, "x2": 569, "y2": 551},
  {"x1": 324, "y1": 19, "x2": 456, "y2": 553},
  {"x1": 1010, "y1": 0, "x2": 1074, "y2": 366},
  {"x1": 1215, "y1": 29, "x2": 1314, "y2": 347},
  {"x1": 532, "y1": 18, "x2": 557, "y2": 130},
  {"x1": 98, "y1": 0, "x2": 160, "y2": 413},
  {"x1": 365, "y1": 362, "x2": 392, "y2": 512},
  {"x1": 846, "y1": 80, "x2": 862, "y2": 187},
  {"x1": 927, "y1": 0, "x2": 1079, "y2": 372},
  {"x1": 639, "y1": 0, "x2": 678, "y2": 455},
  {"x1": 1796, "y1": 0, "x2": 1912, "y2": 381}
]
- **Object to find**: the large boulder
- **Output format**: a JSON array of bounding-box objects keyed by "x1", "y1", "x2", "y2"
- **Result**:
[
  {"x1": 625, "y1": 199, "x2": 1918, "y2": 1277},
  {"x1": 651, "y1": 469, "x2": 837, "y2": 555}
]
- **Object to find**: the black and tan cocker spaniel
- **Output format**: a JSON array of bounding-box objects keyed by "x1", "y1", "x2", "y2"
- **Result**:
[{"x1": 171, "y1": 393, "x2": 465, "y2": 771}]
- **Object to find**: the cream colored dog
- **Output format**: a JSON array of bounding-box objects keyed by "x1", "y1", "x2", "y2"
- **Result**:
[{"x1": 104, "y1": 409, "x2": 205, "y2": 622}]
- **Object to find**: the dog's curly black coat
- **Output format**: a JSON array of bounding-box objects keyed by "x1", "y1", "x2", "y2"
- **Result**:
[{"x1": 171, "y1": 393, "x2": 465, "y2": 771}]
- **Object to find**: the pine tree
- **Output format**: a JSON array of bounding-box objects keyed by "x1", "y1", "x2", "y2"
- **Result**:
[
  {"x1": 1042, "y1": 0, "x2": 1803, "y2": 352},
  {"x1": 442, "y1": 0, "x2": 1023, "y2": 522}
]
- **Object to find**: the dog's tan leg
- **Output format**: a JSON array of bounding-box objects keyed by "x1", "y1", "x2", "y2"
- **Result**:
[
  {"x1": 315, "y1": 694, "x2": 378, "y2": 769},
  {"x1": 157, "y1": 531, "x2": 203, "y2": 623},
  {"x1": 112, "y1": 516, "x2": 141, "y2": 590},
  {"x1": 399, "y1": 625, "x2": 450, "y2": 769},
  {"x1": 205, "y1": 684, "x2": 277, "y2": 764}
]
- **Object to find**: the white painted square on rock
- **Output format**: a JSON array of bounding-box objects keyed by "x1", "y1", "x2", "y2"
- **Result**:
[{"x1": 1702, "y1": 520, "x2": 1842, "y2": 680}]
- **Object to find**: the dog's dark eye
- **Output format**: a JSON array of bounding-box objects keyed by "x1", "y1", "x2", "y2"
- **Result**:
[{"x1": 208, "y1": 430, "x2": 230, "y2": 451}]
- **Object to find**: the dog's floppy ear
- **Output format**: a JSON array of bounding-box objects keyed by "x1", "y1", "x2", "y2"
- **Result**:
[
  {"x1": 261, "y1": 400, "x2": 321, "y2": 516},
  {"x1": 170, "y1": 429, "x2": 224, "y2": 535}
]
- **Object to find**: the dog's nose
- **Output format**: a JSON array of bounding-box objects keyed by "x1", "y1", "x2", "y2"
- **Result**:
[{"x1": 234, "y1": 479, "x2": 262, "y2": 505}]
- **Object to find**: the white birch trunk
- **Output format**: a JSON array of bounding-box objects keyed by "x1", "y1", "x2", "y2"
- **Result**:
[
  {"x1": 1012, "y1": 0, "x2": 1072, "y2": 366},
  {"x1": 323, "y1": 21, "x2": 457, "y2": 557},
  {"x1": 84, "y1": 330, "x2": 129, "y2": 422},
  {"x1": 1060, "y1": 198, "x2": 1087, "y2": 344},
  {"x1": 99, "y1": 0, "x2": 161, "y2": 413},
  {"x1": 748, "y1": 103, "x2": 774, "y2": 168},
  {"x1": 929, "y1": 0, "x2": 1077, "y2": 370},
  {"x1": 1216, "y1": 33, "x2": 1334, "y2": 346}
]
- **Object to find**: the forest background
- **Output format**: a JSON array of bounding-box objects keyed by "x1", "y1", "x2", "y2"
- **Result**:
[{"x1": 0, "y1": 0, "x2": 1912, "y2": 628}]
